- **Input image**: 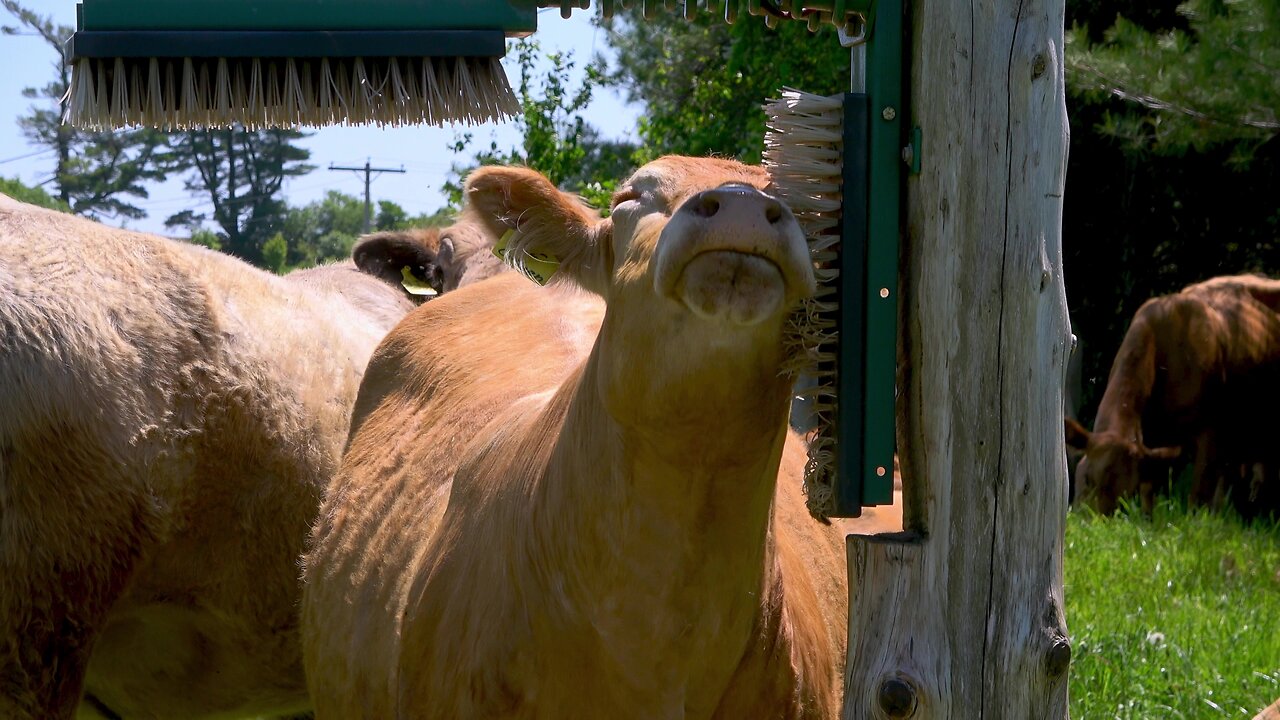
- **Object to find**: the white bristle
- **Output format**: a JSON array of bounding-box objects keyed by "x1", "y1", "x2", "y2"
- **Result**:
[
  {"x1": 66, "y1": 54, "x2": 520, "y2": 130},
  {"x1": 764, "y1": 87, "x2": 847, "y2": 522}
]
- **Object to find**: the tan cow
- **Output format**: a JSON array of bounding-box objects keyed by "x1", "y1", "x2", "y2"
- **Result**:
[
  {"x1": 301, "y1": 157, "x2": 901, "y2": 719},
  {"x1": 0, "y1": 195, "x2": 446, "y2": 719},
  {"x1": 354, "y1": 218, "x2": 506, "y2": 293},
  {"x1": 1065, "y1": 274, "x2": 1280, "y2": 515}
]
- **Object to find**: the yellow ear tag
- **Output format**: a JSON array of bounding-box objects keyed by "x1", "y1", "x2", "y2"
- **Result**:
[
  {"x1": 400, "y1": 266, "x2": 438, "y2": 296},
  {"x1": 492, "y1": 228, "x2": 559, "y2": 287}
]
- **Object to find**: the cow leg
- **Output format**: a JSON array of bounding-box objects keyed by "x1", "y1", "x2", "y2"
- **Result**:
[
  {"x1": 1188, "y1": 432, "x2": 1223, "y2": 508},
  {"x1": 0, "y1": 428, "x2": 158, "y2": 718}
]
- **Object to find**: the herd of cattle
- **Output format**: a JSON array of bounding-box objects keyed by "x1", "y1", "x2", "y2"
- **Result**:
[
  {"x1": 0, "y1": 157, "x2": 904, "y2": 719},
  {"x1": 0, "y1": 154, "x2": 1273, "y2": 718}
]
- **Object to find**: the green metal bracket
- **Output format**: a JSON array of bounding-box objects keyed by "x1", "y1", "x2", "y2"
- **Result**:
[
  {"x1": 907, "y1": 126, "x2": 922, "y2": 175},
  {"x1": 829, "y1": 0, "x2": 904, "y2": 516},
  {"x1": 76, "y1": 0, "x2": 538, "y2": 33}
]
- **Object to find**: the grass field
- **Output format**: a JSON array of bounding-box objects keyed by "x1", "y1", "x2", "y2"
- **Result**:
[{"x1": 1066, "y1": 501, "x2": 1280, "y2": 718}]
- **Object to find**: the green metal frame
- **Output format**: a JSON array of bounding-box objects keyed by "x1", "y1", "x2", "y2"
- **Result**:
[
  {"x1": 75, "y1": 0, "x2": 538, "y2": 33},
  {"x1": 830, "y1": 0, "x2": 903, "y2": 516}
]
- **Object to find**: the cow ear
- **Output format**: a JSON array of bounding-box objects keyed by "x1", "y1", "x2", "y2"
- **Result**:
[
  {"x1": 1064, "y1": 417, "x2": 1092, "y2": 451},
  {"x1": 464, "y1": 165, "x2": 610, "y2": 295},
  {"x1": 1144, "y1": 445, "x2": 1181, "y2": 462},
  {"x1": 352, "y1": 228, "x2": 449, "y2": 299}
]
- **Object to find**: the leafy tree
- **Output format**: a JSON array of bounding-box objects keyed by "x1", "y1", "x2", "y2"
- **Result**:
[
  {"x1": 445, "y1": 39, "x2": 639, "y2": 214},
  {"x1": 374, "y1": 200, "x2": 453, "y2": 231},
  {"x1": 278, "y1": 190, "x2": 370, "y2": 268},
  {"x1": 186, "y1": 228, "x2": 222, "y2": 250},
  {"x1": 262, "y1": 232, "x2": 289, "y2": 274},
  {"x1": 0, "y1": 175, "x2": 70, "y2": 212},
  {"x1": 601, "y1": 10, "x2": 847, "y2": 161},
  {"x1": 375, "y1": 200, "x2": 409, "y2": 231},
  {"x1": 2, "y1": 0, "x2": 169, "y2": 219},
  {"x1": 163, "y1": 127, "x2": 314, "y2": 265},
  {"x1": 1067, "y1": 0, "x2": 1280, "y2": 164}
]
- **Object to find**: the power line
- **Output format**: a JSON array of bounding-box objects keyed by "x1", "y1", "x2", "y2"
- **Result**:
[
  {"x1": 0, "y1": 148, "x2": 57, "y2": 165},
  {"x1": 328, "y1": 158, "x2": 406, "y2": 233},
  {"x1": 132, "y1": 175, "x2": 363, "y2": 211}
]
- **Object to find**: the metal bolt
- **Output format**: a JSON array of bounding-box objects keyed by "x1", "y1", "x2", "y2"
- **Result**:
[
  {"x1": 882, "y1": 106, "x2": 897, "y2": 121},
  {"x1": 880, "y1": 287, "x2": 890, "y2": 298},
  {"x1": 878, "y1": 677, "x2": 918, "y2": 718},
  {"x1": 1046, "y1": 638, "x2": 1072, "y2": 678},
  {"x1": 876, "y1": 466, "x2": 886, "y2": 477}
]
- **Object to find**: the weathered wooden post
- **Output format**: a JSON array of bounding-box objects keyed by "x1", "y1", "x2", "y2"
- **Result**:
[{"x1": 842, "y1": 0, "x2": 1072, "y2": 716}]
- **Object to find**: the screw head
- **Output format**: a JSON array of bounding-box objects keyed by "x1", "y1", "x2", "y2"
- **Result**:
[{"x1": 882, "y1": 106, "x2": 897, "y2": 121}]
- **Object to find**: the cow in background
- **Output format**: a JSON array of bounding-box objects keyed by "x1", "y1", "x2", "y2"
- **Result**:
[
  {"x1": 1065, "y1": 274, "x2": 1280, "y2": 516},
  {"x1": 355, "y1": 218, "x2": 506, "y2": 294},
  {"x1": 0, "y1": 194, "x2": 447, "y2": 719},
  {"x1": 302, "y1": 157, "x2": 902, "y2": 719}
]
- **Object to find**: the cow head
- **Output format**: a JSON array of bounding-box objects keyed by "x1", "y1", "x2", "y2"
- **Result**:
[
  {"x1": 1065, "y1": 417, "x2": 1181, "y2": 514},
  {"x1": 353, "y1": 227, "x2": 447, "y2": 299},
  {"x1": 436, "y1": 219, "x2": 506, "y2": 291},
  {"x1": 464, "y1": 156, "x2": 815, "y2": 417}
]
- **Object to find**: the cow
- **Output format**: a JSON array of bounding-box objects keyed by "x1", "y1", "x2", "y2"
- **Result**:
[
  {"x1": 1065, "y1": 274, "x2": 1280, "y2": 516},
  {"x1": 0, "y1": 194, "x2": 449, "y2": 719},
  {"x1": 354, "y1": 218, "x2": 506, "y2": 294},
  {"x1": 300, "y1": 156, "x2": 903, "y2": 719}
]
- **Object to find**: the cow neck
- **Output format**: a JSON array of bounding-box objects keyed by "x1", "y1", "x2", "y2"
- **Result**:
[
  {"x1": 1094, "y1": 313, "x2": 1157, "y2": 441},
  {"x1": 528, "y1": 311, "x2": 795, "y2": 703}
]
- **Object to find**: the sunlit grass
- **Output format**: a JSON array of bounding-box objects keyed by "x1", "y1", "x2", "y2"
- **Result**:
[{"x1": 1066, "y1": 499, "x2": 1280, "y2": 718}]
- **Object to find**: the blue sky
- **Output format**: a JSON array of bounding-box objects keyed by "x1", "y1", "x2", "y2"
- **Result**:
[{"x1": 0, "y1": 2, "x2": 642, "y2": 234}]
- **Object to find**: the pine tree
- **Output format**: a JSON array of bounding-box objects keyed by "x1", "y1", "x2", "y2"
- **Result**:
[
  {"x1": 2, "y1": 0, "x2": 168, "y2": 219},
  {"x1": 163, "y1": 128, "x2": 314, "y2": 265},
  {"x1": 1067, "y1": 0, "x2": 1280, "y2": 164}
]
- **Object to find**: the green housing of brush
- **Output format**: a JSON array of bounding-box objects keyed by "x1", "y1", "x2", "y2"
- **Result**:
[{"x1": 64, "y1": 0, "x2": 537, "y2": 130}]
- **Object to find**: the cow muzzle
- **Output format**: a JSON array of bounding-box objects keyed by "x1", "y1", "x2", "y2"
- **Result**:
[{"x1": 654, "y1": 184, "x2": 815, "y2": 326}]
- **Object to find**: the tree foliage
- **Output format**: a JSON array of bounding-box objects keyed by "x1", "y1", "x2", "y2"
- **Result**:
[
  {"x1": 446, "y1": 39, "x2": 638, "y2": 214},
  {"x1": 163, "y1": 128, "x2": 314, "y2": 264},
  {"x1": 2, "y1": 0, "x2": 169, "y2": 219},
  {"x1": 0, "y1": 175, "x2": 70, "y2": 212},
  {"x1": 1067, "y1": 0, "x2": 1279, "y2": 163},
  {"x1": 273, "y1": 191, "x2": 442, "y2": 271},
  {"x1": 601, "y1": 10, "x2": 847, "y2": 161}
]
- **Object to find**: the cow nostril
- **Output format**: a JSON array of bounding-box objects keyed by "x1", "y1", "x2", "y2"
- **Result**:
[
  {"x1": 694, "y1": 194, "x2": 720, "y2": 218},
  {"x1": 764, "y1": 200, "x2": 782, "y2": 224}
]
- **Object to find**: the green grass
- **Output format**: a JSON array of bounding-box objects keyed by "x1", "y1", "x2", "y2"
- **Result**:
[{"x1": 1066, "y1": 500, "x2": 1280, "y2": 718}]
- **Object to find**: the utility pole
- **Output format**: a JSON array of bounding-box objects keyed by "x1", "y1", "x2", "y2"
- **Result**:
[{"x1": 328, "y1": 158, "x2": 406, "y2": 232}]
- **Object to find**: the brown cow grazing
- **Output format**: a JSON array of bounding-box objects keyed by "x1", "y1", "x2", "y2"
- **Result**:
[
  {"x1": 301, "y1": 157, "x2": 901, "y2": 719},
  {"x1": 0, "y1": 194, "x2": 446, "y2": 719},
  {"x1": 1065, "y1": 274, "x2": 1280, "y2": 515}
]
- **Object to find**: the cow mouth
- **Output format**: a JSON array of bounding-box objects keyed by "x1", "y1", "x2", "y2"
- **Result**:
[{"x1": 670, "y1": 249, "x2": 788, "y2": 326}]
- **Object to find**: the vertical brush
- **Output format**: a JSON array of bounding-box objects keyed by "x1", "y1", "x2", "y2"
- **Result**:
[{"x1": 765, "y1": 88, "x2": 849, "y2": 521}]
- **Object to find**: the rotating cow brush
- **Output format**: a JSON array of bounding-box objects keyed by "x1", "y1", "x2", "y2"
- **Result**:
[{"x1": 63, "y1": 0, "x2": 542, "y2": 130}]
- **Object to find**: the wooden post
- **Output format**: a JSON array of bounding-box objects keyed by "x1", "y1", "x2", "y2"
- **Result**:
[{"x1": 843, "y1": 0, "x2": 1071, "y2": 717}]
